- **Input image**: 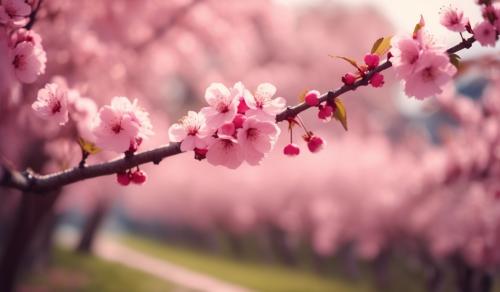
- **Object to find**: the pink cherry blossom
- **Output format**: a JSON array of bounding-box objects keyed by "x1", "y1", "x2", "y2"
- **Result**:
[
  {"x1": 9, "y1": 41, "x2": 46, "y2": 83},
  {"x1": 32, "y1": 83, "x2": 69, "y2": 125},
  {"x1": 391, "y1": 36, "x2": 422, "y2": 79},
  {"x1": 168, "y1": 111, "x2": 212, "y2": 152},
  {"x1": 92, "y1": 97, "x2": 153, "y2": 153},
  {"x1": 403, "y1": 51, "x2": 457, "y2": 100},
  {"x1": 200, "y1": 82, "x2": 239, "y2": 128},
  {"x1": 69, "y1": 90, "x2": 98, "y2": 141},
  {"x1": 236, "y1": 118, "x2": 280, "y2": 165},
  {"x1": 206, "y1": 137, "x2": 244, "y2": 169},
  {"x1": 0, "y1": 0, "x2": 31, "y2": 27},
  {"x1": 473, "y1": 20, "x2": 497, "y2": 47},
  {"x1": 439, "y1": 6, "x2": 469, "y2": 32},
  {"x1": 244, "y1": 83, "x2": 286, "y2": 122}
]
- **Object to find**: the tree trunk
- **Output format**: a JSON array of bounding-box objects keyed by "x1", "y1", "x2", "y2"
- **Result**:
[
  {"x1": 76, "y1": 200, "x2": 109, "y2": 254},
  {"x1": 454, "y1": 256, "x2": 474, "y2": 292},
  {"x1": 267, "y1": 226, "x2": 296, "y2": 265},
  {"x1": 373, "y1": 249, "x2": 391, "y2": 292},
  {"x1": 0, "y1": 191, "x2": 59, "y2": 292}
]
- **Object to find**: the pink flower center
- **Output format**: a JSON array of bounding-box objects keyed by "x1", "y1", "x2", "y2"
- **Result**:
[
  {"x1": 112, "y1": 123, "x2": 123, "y2": 134},
  {"x1": 188, "y1": 127, "x2": 198, "y2": 136},
  {"x1": 12, "y1": 55, "x2": 24, "y2": 69},
  {"x1": 246, "y1": 128, "x2": 259, "y2": 141},
  {"x1": 51, "y1": 101, "x2": 61, "y2": 114},
  {"x1": 421, "y1": 67, "x2": 435, "y2": 82},
  {"x1": 216, "y1": 102, "x2": 229, "y2": 113},
  {"x1": 222, "y1": 139, "x2": 235, "y2": 150}
]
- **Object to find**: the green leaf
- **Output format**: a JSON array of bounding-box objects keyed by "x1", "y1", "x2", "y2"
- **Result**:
[
  {"x1": 330, "y1": 55, "x2": 359, "y2": 70},
  {"x1": 449, "y1": 53, "x2": 461, "y2": 70},
  {"x1": 371, "y1": 36, "x2": 393, "y2": 56},
  {"x1": 78, "y1": 138, "x2": 101, "y2": 155},
  {"x1": 334, "y1": 99, "x2": 348, "y2": 131}
]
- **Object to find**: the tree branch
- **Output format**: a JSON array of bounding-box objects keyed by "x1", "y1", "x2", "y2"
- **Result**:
[{"x1": 0, "y1": 37, "x2": 477, "y2": 193}]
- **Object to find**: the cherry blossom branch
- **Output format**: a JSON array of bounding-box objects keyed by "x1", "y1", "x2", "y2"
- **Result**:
[{"x1": 0, "y1": 36, "x2": 477, "y2": 193}]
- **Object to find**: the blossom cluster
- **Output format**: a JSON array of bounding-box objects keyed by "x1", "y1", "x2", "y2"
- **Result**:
[
  {"x1": 390, "y1": 17, "x2": 457, "y2": 100},
  {"x1": 440, "y1": 2, "x2": 499, "y2": 47},
  {"x1": 169, "y1": 82, "x2": 284, "y2": 169},
  {"x1": 1, "y1": 0, "x2": 46, "y2": 84}
]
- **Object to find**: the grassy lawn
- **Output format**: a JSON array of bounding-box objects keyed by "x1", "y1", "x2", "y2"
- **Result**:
[
  {"x1": 21, "y1": 248, "x2": 191, "y2": 292},
  {"x1": 121, "y1": 235, "x2": 380, "y2": 292}
]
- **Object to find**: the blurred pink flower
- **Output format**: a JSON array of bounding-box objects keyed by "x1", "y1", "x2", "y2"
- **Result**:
[
  {"x1": 32, "y1": 83, "x2": 69, "y2": 125},
  {"x1": 404, "y1": 51, "x2": 456, "y2": 99},
  {"x1": 244, "y1": 83, "x2": 286, "y2": 122},
  {"x1": 237, "y1": 117, "x2": 280, "y2": 165},
  {"x1": 439, "y1": 6, "x2": 468, "y2": 32},
  {"x1": 9, "y1": 41, "x2": 46, "y2": 83},
  {"x1": 69, "y1": 90, "x2": 98, "y2": 140},
  {"x1": 206, "y1": 137, "x2": 244, "y2": 169},
  {"x1": 0, "y1": 0, "x2": 31, "y2": 27},
  {"x1": 473, "y1": 20, "x2": 497, "y2": 47},
  {"x1": 92, "y1": 97, "x2": 153, "y2": 153},
  {"x1": 200, "y1": 82, "x2": 239, "y2": 128},
  {"x1": 168, "y1": 111, "x2": 212, "y2": 152}
]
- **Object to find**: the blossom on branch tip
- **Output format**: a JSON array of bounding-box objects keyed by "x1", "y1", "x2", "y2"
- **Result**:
[
  {"x1": 391, "y1": 24, "x2": 456, "y2": 100},
  {"x1": 244, "y1": 82, "x2": 286, "y2": 122},
  {"x1": 439, "y1": 6, "x2": 469, "y2": 32},
  {"x1": 32, "y1": 83, "x2": 69, "y2": 125},
  {"x1": 403, "y1": 51, "x2": 456, "y2": 99},
  {"x1": 473, "y1": 20, "x2": 498, "y2": 47},
  {"x1": 169, "y1": 111, "x2": 212, "y2": 152},
  {"x1": 92, "y1": 97, "x2": 153, "y2": 153}
]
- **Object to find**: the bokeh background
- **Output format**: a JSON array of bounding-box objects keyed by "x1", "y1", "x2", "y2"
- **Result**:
[{"x1": 0, "y1": 0, "x2": 499, "y2": 291}]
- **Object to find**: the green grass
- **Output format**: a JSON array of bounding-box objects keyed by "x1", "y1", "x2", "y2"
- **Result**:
[
  {"x1": 22, "y1": 248, "x2": 190, "y2": 292},
  {"x1": 121, "y1": 235, "x2": 375, "y2": 292}
]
